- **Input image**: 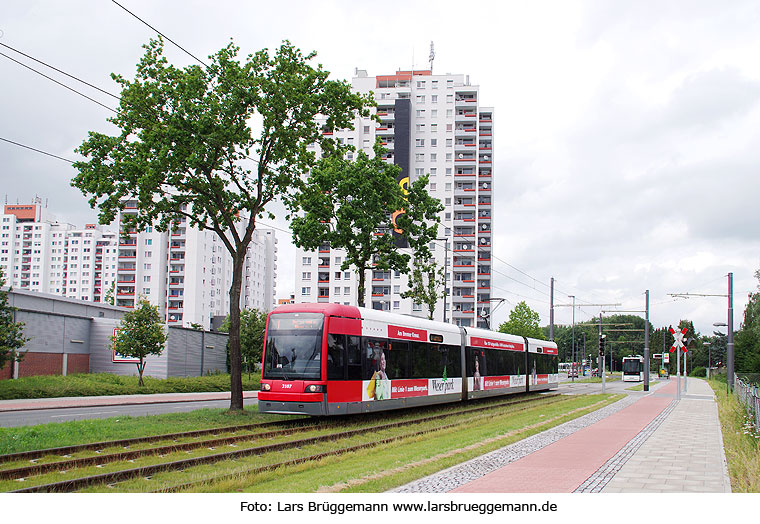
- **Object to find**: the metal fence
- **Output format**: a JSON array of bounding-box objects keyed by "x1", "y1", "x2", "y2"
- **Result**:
[{"x1": 735, "y1": 375, "x2": 760, "y2": 434}]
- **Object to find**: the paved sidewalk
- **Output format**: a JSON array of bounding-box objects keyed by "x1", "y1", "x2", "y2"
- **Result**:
[
  {"x1": 600, "y1": 378, "x2": 730, "y2": 493},
  {"x1": 396, "y1": 377, "x2": 730, "y2": 493},
  {"x1": 0, "y1": 391, "x2": 258, "y2": 412}
]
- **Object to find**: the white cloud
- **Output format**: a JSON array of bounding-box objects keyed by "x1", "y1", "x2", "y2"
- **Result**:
[{"x1": 1, "y1": 0, "x2": 758, "y2": 336}]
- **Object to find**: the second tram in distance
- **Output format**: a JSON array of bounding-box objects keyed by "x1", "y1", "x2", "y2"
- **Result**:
[
  {"x1": 621, "y1": 355, "x2": 645, "y2": 382},
  {"x1": 258, "y1": 303, "x2": 558, "y2": 416}
]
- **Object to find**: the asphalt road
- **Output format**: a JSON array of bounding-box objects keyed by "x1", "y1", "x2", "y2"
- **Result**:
[{"x1": 0, "y1": 398, "x2": 259, "y2": 428}]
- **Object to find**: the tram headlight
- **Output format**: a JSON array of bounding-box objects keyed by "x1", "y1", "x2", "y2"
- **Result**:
[
  {"x1": 261, "y1": 383, "x2": 271, "y2": 391},
  {"x1": 305, "y1": 384, "x2": 325, "y2": 393}
]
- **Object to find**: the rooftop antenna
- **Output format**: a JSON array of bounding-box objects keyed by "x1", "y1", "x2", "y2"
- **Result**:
[{"x1": 429, "y1": 41, "x2": 435, "y2": 73}]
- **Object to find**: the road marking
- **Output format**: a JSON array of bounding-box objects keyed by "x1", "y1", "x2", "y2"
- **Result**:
[{"x1": 50, "y1": 411, "x2": 120, "y2": 418}]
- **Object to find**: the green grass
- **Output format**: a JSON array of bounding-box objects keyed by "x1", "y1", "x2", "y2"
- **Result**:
[
  {"x1": 0, "y1": 372, "x2": 260, "y2": 400},
  {"x1": 709, "y1": 380, "x2": 760, "y2": 492},
  {"x1": 195, "y1": 394, "x2": 622, "y2": 493},
  {"x1": 0, "y1": 406, "x2": 287, "y2": 455}
]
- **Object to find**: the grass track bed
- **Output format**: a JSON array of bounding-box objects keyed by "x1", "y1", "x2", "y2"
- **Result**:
[{"x1": 2, "y1": 393, "x2": 621, "y2": 493}]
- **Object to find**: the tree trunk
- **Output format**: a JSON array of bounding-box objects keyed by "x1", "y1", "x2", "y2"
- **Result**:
[
  {"x1": 137, "y1": 359, "x2": 145, "y2": 387},
  {"x1": 357, "y1": 267, "x2": 366, "y2": 308},
  {"x1": 228, "y1": 253, "x2": 245, "y2": 412}
]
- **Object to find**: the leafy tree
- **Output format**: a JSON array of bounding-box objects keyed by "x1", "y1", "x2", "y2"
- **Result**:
[
  {"x1": 401, "y1": 261, "x2": 445, "y2": 320},
  {"x1": 735, "y1": 269, "x2": 760, "y2": 373},
  {"x1": 103, "y1": 282, "x2": 116, "y2": 306},
  {"x1": 396, "y1": 173, "x2": 444, "y2": 319},
  {"x1": 0, "y1": 268, "x2": 27, "y2": 371},
  {"x1": 291, "y1": 145, "x2": 441, "y2": 307},
  {"x1": 72, "y1": 38, "x2": 370, "y2": 411},
  {"x1": 220, "y1": 308, "x2": 267, "y2": 377},
  {"x1": 498, "y1": 301, "x2": 544, "y2": 339},
  {"x1": 112, "y1": 299, "x2": 167, "y2": 386}
]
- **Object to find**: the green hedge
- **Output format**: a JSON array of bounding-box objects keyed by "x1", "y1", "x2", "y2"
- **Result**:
[{"x1": 0, "y1": 373, "x2": 260, "y2": 400}]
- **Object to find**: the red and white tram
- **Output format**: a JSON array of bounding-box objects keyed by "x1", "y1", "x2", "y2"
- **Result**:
[{"x1": 258, "y1": 303, "x2": 558, "y2": 416}]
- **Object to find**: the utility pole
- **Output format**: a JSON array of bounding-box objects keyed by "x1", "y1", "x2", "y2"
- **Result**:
[
  {"x1": 644, "y1": 290, "x2": 650, "y2": 392},
  {"x1": 549, "y1": 277, "x2": 554, "y2": 341},
  {"x1": 599, "y1": 313, "x2": 605, "y2": 393},
  {"x1": 728, "y1": 272, "x2": 734, "y2": 392},
  {"x1": 569, "y1": 295, "x2": 575, "y2": 382}
]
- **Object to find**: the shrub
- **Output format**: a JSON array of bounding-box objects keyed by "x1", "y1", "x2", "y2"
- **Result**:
[{"x1": 691, "y1": 367, "x2": 706, "y2": 377}]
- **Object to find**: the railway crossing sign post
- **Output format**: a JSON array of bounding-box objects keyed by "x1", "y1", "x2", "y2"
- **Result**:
[{"x1": 669, "y1": 326, "x2": 688, "y2": 401}]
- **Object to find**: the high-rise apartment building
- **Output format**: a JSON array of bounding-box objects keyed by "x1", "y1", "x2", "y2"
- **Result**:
[
  {"x1": 2, "y1": 200, "x2": 278, "y2": 329},
  {"x1": 114, "y1": 200, "x2": 278, "y2": 328},
  {"x1": 1, "y1": 203, "x2": 118, "y2": 302},
  {"x1": 295, "y1": 69, "x2": 493, "y2": 328}
]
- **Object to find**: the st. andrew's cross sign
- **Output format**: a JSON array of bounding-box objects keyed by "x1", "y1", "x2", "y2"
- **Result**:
[{"x1": 669, "y1": 326, "x2": 688, "y2": 353}]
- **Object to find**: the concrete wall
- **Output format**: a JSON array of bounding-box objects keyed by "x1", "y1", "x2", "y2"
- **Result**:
[{"x1": 3, "y1": 289, "x2": 228, "y2": 380}]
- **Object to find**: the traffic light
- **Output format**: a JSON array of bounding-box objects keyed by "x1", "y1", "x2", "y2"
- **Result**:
[{"x1": 599, "y1": 335, "x2": 606, "y2": 356}]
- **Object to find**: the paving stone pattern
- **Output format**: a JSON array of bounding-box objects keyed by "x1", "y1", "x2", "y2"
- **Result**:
[
  {"x1": 391, "y1": 395, "x2": 640, "y2": 493},
  {"x1": 574, "y1": 400, "x2": 678, "y2": 492}
]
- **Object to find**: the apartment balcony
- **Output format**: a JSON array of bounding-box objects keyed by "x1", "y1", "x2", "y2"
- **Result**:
[
  {"x1": 376, "y1": 110, "x2": 395, "y2": 122},
  {"x1": 453, "y1": 242, "x2": 475, "y2": 253},
  {"x1": 479, "y1": 126, "x2": 492, "y2": 137},
  {"x1": 371, "y1": 299, "x2": 390, "y2": 311},
  {"x1": 455, "y1": 126, "x2": 477, "y2": 137},
  {"x1": 454, "y1": 186, "x2": 476, "y2": 197},
  {"x1": 117, "y1": 299, "x2": 135, "y2": 308},
  {"x1": 376, "y1": 124, "x2": 395, "y2": 135},
  {"x1": 479, "y1": 169, "x2": 492, "y2": 178},
  {"x1": 453, "y1": 227, "x2": 475, "y2": 238},
  {"x1": 117, "y1": 278, "x2": 136, "y2": 284},
  {"x1": 479, "y1": 181, "x2": 492, "y2": 192},
  {"x1": 118, "y1": 264, "x2": 136, "y2": 272},
  {"x1": 455, "y1": 94, "x2": 478, "y2": 106},
  {"x1": 455, "y1": 111, "x2": 478, "y2": 122}
]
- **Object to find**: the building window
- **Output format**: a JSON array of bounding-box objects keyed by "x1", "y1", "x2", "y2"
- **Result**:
[
  {"x1": 302, "y1": 287, "x2": 311, "y2": 296},
  {"x1": 302, "y1": 256, "x2": 311, "y2": 264}
]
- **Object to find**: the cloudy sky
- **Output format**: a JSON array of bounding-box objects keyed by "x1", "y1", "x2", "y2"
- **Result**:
[{"x1": 2, "y1": 0, "x2": 759, "y2": 336}]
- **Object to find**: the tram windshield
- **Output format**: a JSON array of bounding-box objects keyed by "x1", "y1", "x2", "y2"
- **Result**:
[
  {"x1": 622, "y1": 359, "x2": 642, "y2": 374},
  {"x1": 262, "y1": 313, "x2": 324, "y2": 380}
]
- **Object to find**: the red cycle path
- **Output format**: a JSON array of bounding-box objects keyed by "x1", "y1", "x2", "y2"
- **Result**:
[{"x1": 451, "y1": 381, "x2": 676, "y2": 493}]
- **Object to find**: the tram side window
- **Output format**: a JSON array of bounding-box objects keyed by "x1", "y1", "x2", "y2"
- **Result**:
[
  {"x1": 363, "y1": 338, "x2": 388, "y2": 380},
  {"x1": 388, "y1": 341, "x2": 409, "y2": 379},
  {"x1": 446, "y1": 345, "x2": 462, "y2": 377},
  {"x1": 429, "y1": 344, "x2": 446, "y2": 378},
  {"x1": 410, "y1": 342, "x2": 429, "y2": 378},
  {"x1": 346, "y1": 335, "x2": 362, "y2": 380},
  {"x1": 467, "y1": 348, "x2": 486, "y2": 377},
  {"x1": 327, "y1": 334, "x2": 346, "y2": 380}
]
